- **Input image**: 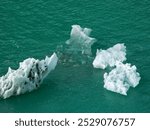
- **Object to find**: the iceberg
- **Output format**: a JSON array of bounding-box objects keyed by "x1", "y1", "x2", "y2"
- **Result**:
[
  {"x1": 0, "y1": 53, "x2": 58, "y2": 99},
  {"x1": 66, "y1": 25, "x2": 96, "y2": 55},
  {"x1": 104, "y1": 62, "x2": 141, "y2": 95},
  {"x1": 93, "y1": 44, "x2": 126, "y2": 69}
]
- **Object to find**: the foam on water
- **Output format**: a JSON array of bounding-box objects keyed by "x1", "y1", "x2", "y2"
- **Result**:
[
  {"x1": 93, "y1": 44, "x2": 126, "y2": 69},
  {"x1": 104, "y1": 62, "x2": 141, "y2": 95},
  {"x1": 0, "y1": 53, "x2": 58, "y2": 99}
]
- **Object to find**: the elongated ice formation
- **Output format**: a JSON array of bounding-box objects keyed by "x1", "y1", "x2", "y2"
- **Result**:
[
  {"x1": 104, "y1": 62, "x2": 141, "y2": 95},
  {"x1": 0, "y1": 53, "x2": 58, "y2": 99},
  {"x1": 66, "y1": 25, "x2": 96, "y2": 55},
  {"x1": 93, "y1": 44, "x2": 126, "y2": 69}
]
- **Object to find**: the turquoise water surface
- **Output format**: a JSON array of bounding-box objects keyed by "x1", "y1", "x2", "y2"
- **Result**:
[{"x1": 0, "y1": 0, "x2": 150, "y2": 112}]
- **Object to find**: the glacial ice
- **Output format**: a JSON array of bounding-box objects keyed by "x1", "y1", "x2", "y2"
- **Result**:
[
  {"x1": 104, "y1": 62, "x2": 141, "y2": 95},
  {"x1": 0, "y1": 53, "x2": 58, "y2": 99},
  {"x1": 93, "y1": 44, "x2": 126, "y2": 69},
  {"x1": 66, "y1": 25, "x2": 96, "y2": 55}
]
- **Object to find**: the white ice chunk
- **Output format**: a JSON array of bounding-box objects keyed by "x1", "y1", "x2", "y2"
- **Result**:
[
  {"x1": 104, "y1": 62, "x2": 141, "y2": 95},
  {"x1": 93, "y1": 44, "x2": 126, "y2": 69},
  {"x1": 66, "y1": 25, "x2": 96, "y2": 55},
  {"x1": 0, "y1": 53, "x2": 58, "y2": 99}
]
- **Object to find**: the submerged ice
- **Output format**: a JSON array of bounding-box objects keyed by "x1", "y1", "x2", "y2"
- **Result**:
[
  {"x1": 0, "y1": 53, "x2": 58, "y2": 99},
  {"x1": 93, "y1": 44, "x2": 126, "y2": 69},
  {"x1": 104, "y1": 62, "x2": 141, "y2": 95},
  {"x1": 56, "y1": 25, "x2": 96, "y2": 65},
  {"x1": 66, "y1": 25, "x2": 96, "y2": 55}
]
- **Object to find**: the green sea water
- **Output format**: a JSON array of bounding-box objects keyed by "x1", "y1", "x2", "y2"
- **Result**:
[{"x1": 0, "y1": 0, "x2": 150, "y2": 112}]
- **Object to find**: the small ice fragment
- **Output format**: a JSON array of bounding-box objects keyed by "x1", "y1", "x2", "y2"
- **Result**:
[
  {"x1": 103, "y1": 62, "x2": 141, "y2": 95},
  {"x1": 93, "y1": 44, "x2": 126, "y2": 69},
  {"x1": 66, "y1": 25, "x2": 96, "y2": 55}
]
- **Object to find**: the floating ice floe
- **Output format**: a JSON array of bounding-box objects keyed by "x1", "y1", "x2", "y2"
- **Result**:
[
  {"x1": 66, "y1": 25, "x2": 96, "y2": 55},
  {"x1": 93, "y1": 44, "x2": 126, "y2": 69},
  {"x1": 104, "y1": 62, "x2": 141, "y2": 95},
  {"x1": 0, "y1": 53, "x2": 58, "y2": 99}
]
